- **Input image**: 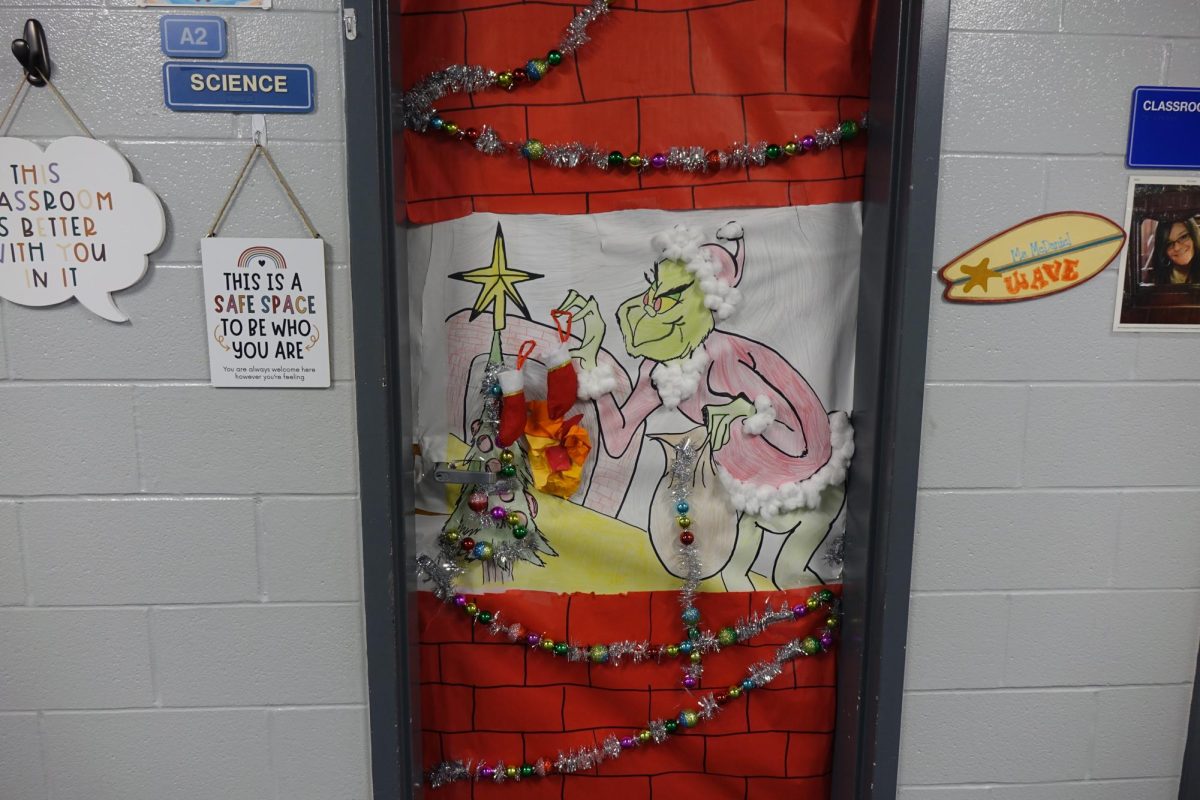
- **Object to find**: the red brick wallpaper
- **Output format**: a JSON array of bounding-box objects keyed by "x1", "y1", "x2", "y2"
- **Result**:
[
  {"x1": 418, "y1": 587, "x2": 839, "y2": 798},
  {"x1": 392, "y1": 0, "x2": 874, "y2": 224}
]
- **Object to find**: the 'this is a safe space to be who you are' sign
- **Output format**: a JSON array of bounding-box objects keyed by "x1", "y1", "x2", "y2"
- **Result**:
[{"x1": 202, "y1": 237, "x2": 330, "y2": 388}]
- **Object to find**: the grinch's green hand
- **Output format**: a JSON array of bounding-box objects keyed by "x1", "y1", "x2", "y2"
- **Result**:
[
  {"x1": 703, "y1": 396, "x2": 756, "y2": 452},
  {"x1": 556, "y1": 290, "x2": 605, "y2": 371}
]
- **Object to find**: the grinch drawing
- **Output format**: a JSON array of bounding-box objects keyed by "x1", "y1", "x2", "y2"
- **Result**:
[{"x1": 557, "y1": 223, "x2": 854, "y2": 590}]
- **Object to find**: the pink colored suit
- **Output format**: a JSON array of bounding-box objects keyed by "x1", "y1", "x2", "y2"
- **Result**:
[{"x1": 592, "y1": 330, "x2": 833, "y2": 487}]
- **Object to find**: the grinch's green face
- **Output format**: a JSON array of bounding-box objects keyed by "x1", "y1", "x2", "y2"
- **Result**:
[{"x1": 617, "y1": 257, "x2": 714, "y2": 362}]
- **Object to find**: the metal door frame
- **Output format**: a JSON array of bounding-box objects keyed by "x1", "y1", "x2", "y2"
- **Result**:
[{"x1": 340, "y1": 1, "x2": 951, "y2": 798}]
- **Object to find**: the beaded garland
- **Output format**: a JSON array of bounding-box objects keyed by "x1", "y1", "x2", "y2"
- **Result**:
[
  {"x1": 400, "y1": 0, "x2": 867, "y2": 174},
  {"x1": 419, "y1": 402, "x2": 841, "y2": 787}
]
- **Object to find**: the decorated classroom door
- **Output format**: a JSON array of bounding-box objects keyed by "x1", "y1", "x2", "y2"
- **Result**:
[{"x1": 395, "y1": 2, "x2": 873, "y2": 797}]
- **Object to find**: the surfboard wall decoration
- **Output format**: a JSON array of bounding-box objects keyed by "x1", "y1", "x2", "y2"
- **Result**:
[{"x1": 939, "y1": 211, "x2": 1127, "y2": 303}]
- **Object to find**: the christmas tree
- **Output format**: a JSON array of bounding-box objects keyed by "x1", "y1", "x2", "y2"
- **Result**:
[{"x1": 438, "y1": 224, "x2": 555, "y2": 578}]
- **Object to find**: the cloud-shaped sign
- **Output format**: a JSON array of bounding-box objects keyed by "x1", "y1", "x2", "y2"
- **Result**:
[{"x1": 0, "y1": 136, "x2": 165, "y2": 322}]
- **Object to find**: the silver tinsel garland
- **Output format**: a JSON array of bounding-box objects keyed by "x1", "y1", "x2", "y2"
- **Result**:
[
  {"x1": 425, "y1": 629, "x2": 831, "y2": 787},
  {"x1": 558, "y1": 0, "x2": 612, "y2": 54}
]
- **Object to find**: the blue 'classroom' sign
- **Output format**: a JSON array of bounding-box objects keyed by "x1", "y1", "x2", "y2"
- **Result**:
[
  {"x1": 160, "y1": 15, "x2": 226, "y2": 58},
  {"x1": 163, "y1": 62, "x2": 314, "y2": 113},
  {"x1": 1127, "y1": 86, "x2": 1200, "y2": 169}
]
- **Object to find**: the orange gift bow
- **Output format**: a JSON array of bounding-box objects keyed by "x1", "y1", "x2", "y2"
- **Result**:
[{"x1": 524, "y1": 400, "x2": 591, "y2": 498}]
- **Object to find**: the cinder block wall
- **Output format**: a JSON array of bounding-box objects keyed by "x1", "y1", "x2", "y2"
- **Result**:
[
  {"x1": 0, "y1": 4, "x2": 371, "y2": 800},
  {"x1": 899, "y1": 2, "x2": 1200, "y2": 798}
]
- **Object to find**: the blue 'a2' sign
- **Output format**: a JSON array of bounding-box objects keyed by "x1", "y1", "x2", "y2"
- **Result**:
[
  {"x1": 160, "y1": 15, "x2": 226, "y2": 58},
  {"x1": 163, "y1": 63, "x2": 315, "y2": 113}
]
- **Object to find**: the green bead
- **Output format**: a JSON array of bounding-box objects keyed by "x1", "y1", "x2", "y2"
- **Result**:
[
  {"x1": 718, "y1": 627, "x2": 737, "y2": 646},
  {"x1": 512, "y1": 524, "x2": 528, "y2": 539},
  {"x1": 553, "y1": 642, "x2": 569, "y2": 656},
  {"x1": 687, "y1": 627, "x2": 700, "y2": 641},
  {"x1": 520, "y1": 764, "x2": 535, "y2": 777},
  {"x1": 500, "y1": 464, "x2": 516, "y2": 478},
  {"x1": 818, "y1": 589, "x2": 835, "y2": 604},
  {"x1": 676, "y1": 515, "x2": 692, "y2": 529},
  {"x1": 689, "y1": 651, "x2": 702, "y2": 663},
  {"x1": 607, "y1": 151, "x2": 625, "y2": 167},
  {"x1": 801, "y1": 636, "x2": 821, "y2": 656},
  {"x1": 540, "y1": 638, "x2": 555, "y2": 651},
  {"x1": 637, "y1": 730, "x2": 652, "y2": 744},
  {"x1": 627, "y1": 153, "x2": 644, "y2": 169},
  {"x1": 664, "y1": 720, "x2": 679, "y2": 733},
  {"x1": 665, "y1": 644, "x2": 680, "y2": 657},
  {"x1": 477, "y1": 611, "x2": 493, "y2": 624},
  {"x1": 783, "y1": 141, "x2": 799, "y2": 156},
  {"x1": 765, "y1": 144, "x2": 782, "y2": 160},
  {"x1": 839, "y1": 120, "x2": 859, "y2": 140},
  {"x1": 547, "y1": 50, "x2": 563, "y2": 66}
]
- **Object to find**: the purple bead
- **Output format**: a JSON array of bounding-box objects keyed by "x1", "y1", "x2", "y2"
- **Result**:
[
  {"x1": 793, "y1": 603, "x2": 808, "y2": 618},
  {"x1": 800, "y1": 135, "x2": 816, "y2": 151},
  {"x1": 453, "y1": 594, "x2": 468, "y2": 607},
  {"x1": 682, "y1": 676, "x2": 697, "y2": 689},
  {"x1": 490, "y1": 506, "x2": 507, "y2": 521},
  {"x1": 480, "y1": 767, "x2": 496, "y2": 778},
  {"x1": 526, "y1": 632, "x2": 541, "y2": 646},
  {"x1": 620, "y1": 736, "x2": 636, "y2": 749},
  {"x1": 820, "y1": 633, "x2": 835, "y2": 648},
  {"x1": 650, "y1": 153, "x2": 667, "y2": 169}
]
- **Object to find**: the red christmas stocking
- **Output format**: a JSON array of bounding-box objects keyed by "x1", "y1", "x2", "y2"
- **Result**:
[
  {"x1": 545, "y1": 310, "x2": 579, "y2": 419},
  {"x1": 496, "y1": 340, "x2": 536, "y2": 447}
]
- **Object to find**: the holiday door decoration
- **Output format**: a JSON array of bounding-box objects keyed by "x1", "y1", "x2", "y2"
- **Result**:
[{"x1": 399, "y1": 1, "x2": 872, "y2": 796}]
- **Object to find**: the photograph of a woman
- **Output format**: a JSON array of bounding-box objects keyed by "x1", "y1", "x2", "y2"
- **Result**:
[
  {"x1": 1151, "y1": 217, "x2": 1200, "y2": 285},
  {"x1": 1115, "y1": 177, "x2": 1200, "y2": 329}
]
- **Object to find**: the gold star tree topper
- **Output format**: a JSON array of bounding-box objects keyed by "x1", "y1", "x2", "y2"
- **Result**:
[{"x1": 450, "y1": 223, "x2": 543, "y2": 331}]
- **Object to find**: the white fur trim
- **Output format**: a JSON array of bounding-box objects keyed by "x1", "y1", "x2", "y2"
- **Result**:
[
  {"x1": 651, "y1": 347, "x2": 709, "y2": 409},
  {"x1": 545, "y1": 341, "x2": 572, "y2": 370},
  {"x1": 650, "y1": 225, "x2": 741, "y2": 321},
  {"x1": 717, "y1": 412, "x2": 855, "y2": 517},
  {"x1": 498, "y1": 369, "x2": 524, "y2": 394},
  {"x1": 717, "y1": 221, "x2": 744, "y2": 241},
  {"x1": 742, "y1": 395, "x2": 776, "y2": 435},
  {"x1": 577, "y1": 363, "x2": 617, "y2": 399}
]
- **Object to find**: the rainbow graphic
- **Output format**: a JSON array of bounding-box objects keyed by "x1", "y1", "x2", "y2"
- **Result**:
[{"x1": 236, "y1": 245, "x2": 287, "y2": 270}]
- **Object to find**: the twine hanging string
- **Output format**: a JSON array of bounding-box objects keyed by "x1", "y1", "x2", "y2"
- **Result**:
[
  {"x1": 0, "y1": 68, "x2": 92, "y2": 138},
  {"x1": 207, "y1": 135, "x2": 321, "y2": 239}
]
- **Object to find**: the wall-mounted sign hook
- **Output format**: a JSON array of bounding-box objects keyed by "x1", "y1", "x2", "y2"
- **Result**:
[{"x1": 11, "y1": 19, "x2": 50, "y2": 87}]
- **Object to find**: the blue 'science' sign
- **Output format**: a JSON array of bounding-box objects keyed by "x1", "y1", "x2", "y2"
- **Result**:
[
  {"x1": 160, "y1": 15, "x2": 226, "y2": 58},
  {"x1": 1128, "y1": 86, "x2": 1200, "y2": 170},
  {"x1": 163, "y1": 62, "x2": 314, "y2": 113}
]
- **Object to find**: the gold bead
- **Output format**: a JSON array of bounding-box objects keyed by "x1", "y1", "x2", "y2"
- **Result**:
[
  {"x1": 443, "y1": 122, "x2": 459, "y2": 136},
  {"x1": 505, "y1": 765, "x2": 518, "y2": 778},
  {"x1": 728, "y1": 686, "x2": 742, "y2": 698},
  {"x1": 637, "y1": 730, "x2": 651, "y2": 743},
  {"x1": 465, "y1": 603, "x2": 477, "y2": 615},
  {"x1": 444, "y1": 531, "x2": 459, "y2": 543},
  {"x1": 506, "y1": 511, "x2": 521, "y2": 526},
  {"x1": 627, "y1": 153, "x2": 644, "y2": 168},
  {"x1": 500, "y1": 451, "x2": 515, "y2": 464}
]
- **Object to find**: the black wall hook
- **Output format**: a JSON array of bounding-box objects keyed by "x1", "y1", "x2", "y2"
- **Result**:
[{"x1": 11, "y1": 19, "x2": 50, "y2": 87}]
